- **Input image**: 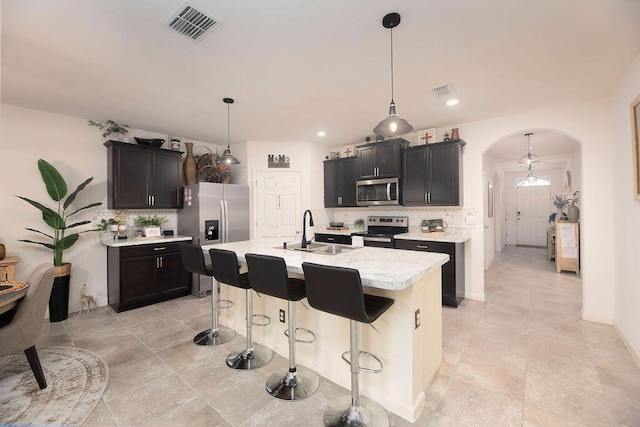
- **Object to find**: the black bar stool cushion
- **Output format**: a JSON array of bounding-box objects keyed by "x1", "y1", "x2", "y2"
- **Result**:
[
  {"x1": 179, "y1": 243, "x2": 213, "y2": 277},
  {"x1": 209, "y1": 248, "x2": 250, "y2": 289},
  {"x1": 301, "y1": 262, "x2": 394, "y2": 324},
  {"x1": 245, "y1": 253, "x2": 306, "y2": 301}
]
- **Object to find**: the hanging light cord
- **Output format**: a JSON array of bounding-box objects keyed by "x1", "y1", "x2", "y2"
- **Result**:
[
  {"x1": 390, "y1": 26, "x2": 395, "y2": 104},
  {"x1": 226, "y1": 102, "x2": 231, "y2": 150}
]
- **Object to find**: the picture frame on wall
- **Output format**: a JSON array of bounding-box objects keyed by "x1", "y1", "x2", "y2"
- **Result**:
[
  {"x1": 487, "y1": 181, "x2": 494, "y2": 217},
  {"x1": 631, "y1": 94, "x2": 640, "y2": 201}
]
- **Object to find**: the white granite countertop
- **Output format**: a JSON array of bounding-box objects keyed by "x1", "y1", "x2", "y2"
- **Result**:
[
  {"x1": 100, "y1": 235, "x2": 192, "y2": 247},
  {"x1": 201, "y1": 239, "x2": 449, "y2": 291},
  {"x1": 395, "y1": 231, "x2": 471, "y2": 243}
]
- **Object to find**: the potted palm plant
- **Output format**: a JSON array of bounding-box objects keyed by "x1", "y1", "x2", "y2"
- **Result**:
[{"x1": 17, "y1": 159, "x2": 102, "y2": 321}]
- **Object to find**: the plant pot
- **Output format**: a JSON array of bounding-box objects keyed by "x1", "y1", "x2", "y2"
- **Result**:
[{"x1": 49, "y1": 263, "x2": 71, "y2": 322}]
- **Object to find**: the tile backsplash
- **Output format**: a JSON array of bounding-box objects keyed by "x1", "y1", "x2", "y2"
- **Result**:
[
  {"x1": 95, "y1": 206, "x2": 477, "y2": 239},
  {"x1": 94, "y1": 209, "x2": 178, "y2": 237},
  {"x1": 321, "y1": 207, "x2": 477, "y2": 233}
]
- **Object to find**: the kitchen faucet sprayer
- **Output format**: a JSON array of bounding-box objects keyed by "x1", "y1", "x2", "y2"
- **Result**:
[{"x1": 301, "y1": 210, "x2": 314, "y2": 249}]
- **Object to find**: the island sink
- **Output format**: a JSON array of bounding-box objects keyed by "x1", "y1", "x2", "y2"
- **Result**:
[{"x1": 280, "y1": 242, "x2": 361, "y2": 255}]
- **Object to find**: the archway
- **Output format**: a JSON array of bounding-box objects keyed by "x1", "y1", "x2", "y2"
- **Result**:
[{"x1": 482, "y1": 129, "x2": 583, "y2": 285}]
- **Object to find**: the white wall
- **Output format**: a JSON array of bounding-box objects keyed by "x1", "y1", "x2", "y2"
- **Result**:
[
  {"x1": 612, "y1": 51, "x2": 640, "y2": 361},
  {"x1": 0, "y1": 104, "x2": 224, "y2": 313},
  {"x1": 483, "y1": 154, "x2": 497, "y2": 270}
]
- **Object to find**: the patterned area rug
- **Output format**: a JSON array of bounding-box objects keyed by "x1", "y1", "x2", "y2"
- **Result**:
[{"x1": 0, "y1": 346, "x2": 108, "y2": 426}]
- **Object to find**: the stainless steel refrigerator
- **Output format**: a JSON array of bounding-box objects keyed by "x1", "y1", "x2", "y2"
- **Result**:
[{"x1": 178, "y1": 182, "x2": 250, "y2": 297}]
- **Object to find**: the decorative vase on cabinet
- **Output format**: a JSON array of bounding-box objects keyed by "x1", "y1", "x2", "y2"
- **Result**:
[
  {"x1": 567, "y1": 204, "x2": 580, "y2": 223},
  {"x1": 183, "y1": 142, "x2": 197, "y2": 185}
]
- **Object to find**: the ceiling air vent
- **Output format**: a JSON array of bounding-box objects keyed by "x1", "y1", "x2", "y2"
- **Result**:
[
  {"x1": 432, "y1": 84, "x2": 454, "y2": 98},
  {"x1": 163, "y1": 2, "x2": 222, "y2": 42}
]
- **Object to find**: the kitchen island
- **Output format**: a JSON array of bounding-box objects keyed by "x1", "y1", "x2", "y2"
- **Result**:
[{"x1": 201, "y1": 239, "x2": 448, "y2": 422}]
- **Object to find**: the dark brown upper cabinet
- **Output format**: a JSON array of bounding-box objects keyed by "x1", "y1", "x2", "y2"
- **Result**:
[
  {"x1": 105, "y1": 141, "x2": 183, "y2": 209},
  {"x1": 402, "y1": 139, "x2": 465, "y2": 206},
  {"x1": 355, "y1": 138, "x2": 405, "y2": 179},
  {"x1": 324, "y1": 157, "x2": 357, "y2": 208}
]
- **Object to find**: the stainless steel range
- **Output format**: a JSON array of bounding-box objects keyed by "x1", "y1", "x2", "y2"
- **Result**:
[{"x1": 354, "y1": 215, "x2": 408, "y2": 248}]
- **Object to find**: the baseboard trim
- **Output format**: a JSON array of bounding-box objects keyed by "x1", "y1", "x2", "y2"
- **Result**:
[
  {"x1": 614, "y1": 322, "x2": 640, "y2": 369},
  {"x1": 581, "y1": 310, "x2": 613, "y2": 324},
  {"x1": 465, "y1": 292, "x2": 486, "y2": 302}
]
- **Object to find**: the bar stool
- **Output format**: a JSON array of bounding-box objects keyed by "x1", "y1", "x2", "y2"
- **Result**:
[
  {"x1": 209, "y1": 248, "x2": 273, "y2": 370},
  {"x1": 178, "y1": 243, "x2": 235, "y2": 346},
  {"x1": 245, "y1": 253, "x2": 319, "y2": 400},
  {"x1": 302, "y1": 262, "x2": 394, "y2": 427}
]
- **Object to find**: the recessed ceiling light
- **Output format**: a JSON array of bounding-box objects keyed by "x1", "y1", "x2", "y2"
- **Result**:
[
  {"x1": 446, "y1": 99, "x2": 459, "y2": 106},
  {"x1": 317, "y1": 131, "x2": 326, "y2": 137}
]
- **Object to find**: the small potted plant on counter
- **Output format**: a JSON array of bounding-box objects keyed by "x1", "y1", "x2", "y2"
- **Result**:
[
  {"x1": 96, "y1": 218, "x2": 120, "y2": 233},
  {"x1": 133, "y1": 215, "x2": 168, "y2": 237}
]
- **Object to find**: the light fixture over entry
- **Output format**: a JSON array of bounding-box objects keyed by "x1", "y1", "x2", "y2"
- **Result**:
[
  {"x1": 519, "y1": 132, "x2": 540, "y2": 169},
  {"x1": 373, "y1": 12, "x2": 413, "y2": 138},
  {"x1": 218, "y1": 97, "x2": 240, "y2": 165}
]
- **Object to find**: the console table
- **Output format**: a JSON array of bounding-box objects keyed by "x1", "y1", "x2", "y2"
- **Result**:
[
  {"x1": 547, "y1": 229, "x2": 556, "y2": 261},
  {"x1": 0, "y1": 256, "x2": 19, "y2": 282}
]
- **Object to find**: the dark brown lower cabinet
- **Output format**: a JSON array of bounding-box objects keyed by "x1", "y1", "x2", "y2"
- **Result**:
[
  {"x1": 107, "y1": 242, "x2": 192, "y2": 312},
  {"x1": 394, "y1": 239, "x2": 465, "y2": 307}
]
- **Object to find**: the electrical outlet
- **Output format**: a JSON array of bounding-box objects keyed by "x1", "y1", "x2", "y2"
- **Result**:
[
  {"x1": 279, "y1": 309, "x2": 285, "y2": 323},
  {"x1": 415, "y1": 309, "x2": 420, "y2": 329}
]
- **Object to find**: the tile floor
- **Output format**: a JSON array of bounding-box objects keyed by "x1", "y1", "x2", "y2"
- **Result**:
[{"x1": 37, "y1": 246, "x2": 640, "y2": 426}]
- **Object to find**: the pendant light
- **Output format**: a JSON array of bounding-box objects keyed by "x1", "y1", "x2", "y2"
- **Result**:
[
  {"x1": 526, "y1": 164, "x2": 538, "y2": 184},
  {"x1": 218, "y1": 97, "x2": 240, "y2": 165},
  {"x1": 519, "y1": 132, "x2": 540, "y2": 169},
  {"x1": 373, "y1": 12, "x2": 413, "y2": 138}
]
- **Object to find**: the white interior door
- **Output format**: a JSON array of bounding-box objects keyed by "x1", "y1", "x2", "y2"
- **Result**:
[
  {"x1": 516, "y1": 185, "x2": 550, "y2": 246},
  {"x1": 254, "y1": 171, "x2": 301, "y2": 245}
]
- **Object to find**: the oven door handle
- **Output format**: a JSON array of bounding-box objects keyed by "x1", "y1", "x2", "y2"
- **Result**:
[{"x1": 363, "y1": 236, "x2": 393, "y2": 243}]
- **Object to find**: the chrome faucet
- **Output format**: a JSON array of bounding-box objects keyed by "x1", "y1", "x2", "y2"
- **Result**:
[{"x1": 301, "y1": 209, "x2": 314, "y2": 249}]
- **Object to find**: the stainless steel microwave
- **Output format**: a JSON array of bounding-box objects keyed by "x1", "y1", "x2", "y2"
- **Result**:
[{"x1": 356, "y1": 177, "x2": 400, "y2": 206}]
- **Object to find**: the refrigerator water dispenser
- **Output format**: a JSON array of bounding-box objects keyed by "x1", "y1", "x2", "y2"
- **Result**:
[{"x1": 205, "y1": 220, "x2": 219, "y2": 241}]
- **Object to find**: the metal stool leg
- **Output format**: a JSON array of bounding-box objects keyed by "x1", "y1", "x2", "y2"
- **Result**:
[
  {"x1": 266, "y1": 300, "x2": 319, "y2": 400},
  {"x1": 194, "y1": 279, "x2": 235, "y2": 346},
  {"x1": 226, "y1": 289, "x2": 273, "y2": 369},
  {"x1": 323, "y1": 320, "x2": 389, "y2": 427}
]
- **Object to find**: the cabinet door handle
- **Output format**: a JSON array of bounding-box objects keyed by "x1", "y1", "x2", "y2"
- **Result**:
[
  {"x1": 417, "y1": 244, "x2": 429, "y2": 249},
  {"x1": 153, "y1": 247, "x2": 166, "y2": 251},
  {"x1": 427, "y1": 192, "x2": 431, "y2": 203},
  {"x1": 152, "y1": 195, "x2": 155, "y2": 206},
  {"x1": 148, "y1": 195, "x2": 151, "y2": 206},
  {"x1": 338, "y1": 196, "x2": 342, "y2": 205},
  {"x1": 327, "y1": 237, "x2": 335, "y2": 241},
  {"x1": 159, "y1": 256, "x2": 163, "y2": 268},
  {"x1": 156, "y1": 257, "x2": 159, "y2": 268}
]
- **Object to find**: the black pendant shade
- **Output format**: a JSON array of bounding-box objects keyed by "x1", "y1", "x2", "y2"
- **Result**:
[{"x1": 218, "y1": 97, "x2": 240, "y2": 165}]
